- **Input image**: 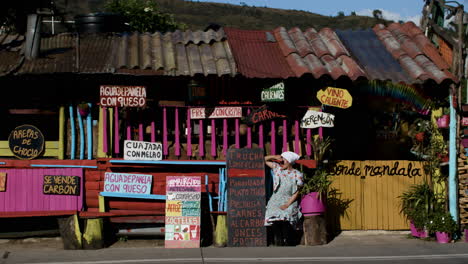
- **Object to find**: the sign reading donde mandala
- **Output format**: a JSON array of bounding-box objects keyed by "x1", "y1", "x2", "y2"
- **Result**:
[
  {"x1": 100, "y1": 85, "x2": 146, "y2": 107},
  {"x1": 190, "y1": 107, "x2": 242, "y2": 119},
  {"x1": 8, "y1": 124, "x2": 44, "y2": 160},
  {"x1": 317, "y1": 87, "x2": 352, "y2": 109},
  {"x1": 329, "y1": 160, "x2": 424, "y2": 178},
  {"x1": 165, "y1": 176, "x2": 201, "y2": 248},
  {"x1": 261, "y1": 82, "x2": 285, "y2": 102},
  {"x1": 123, "y1": 140, "x2": 162, "y2": 161},
  {"x1": 103, "y1": 172, "x2": 153, "y2": 195},
  {"x1": 301, "y1": 109, "x2": 335, "y2": 129}
]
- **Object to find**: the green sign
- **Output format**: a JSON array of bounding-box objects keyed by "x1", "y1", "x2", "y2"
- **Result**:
[{"x1": 261, "y1": 82, "x2": 285, "y2": 102}]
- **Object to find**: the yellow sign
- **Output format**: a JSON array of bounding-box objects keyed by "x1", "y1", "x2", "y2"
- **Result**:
[{"x1": 317, "y1": 87, "x2": 352, "y2": 109}]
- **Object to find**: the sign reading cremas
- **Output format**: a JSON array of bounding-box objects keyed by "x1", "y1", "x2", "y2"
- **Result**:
[
  {"x1": 317, "y1": 87, "x2": 352, "y2": 109},
  {"x1": 8, "y1": 124, "x2": 44, "y2": 160},
  {"x1": 261, "y1": 82, "x2": 285, "y2": 102}
]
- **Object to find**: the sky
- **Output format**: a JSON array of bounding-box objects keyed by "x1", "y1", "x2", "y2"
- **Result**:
[{"x1": 195, "y1": 0, "x2": 467, "y2": 25}]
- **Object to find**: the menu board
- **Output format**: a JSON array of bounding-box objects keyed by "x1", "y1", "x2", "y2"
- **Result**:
[
  {"x1": 43, "y1": 175, "x2": 80, "y2": 195},
  {"x1": 165, "y1": 176, "x2": 201, "y2": 248},
  {"x1": 227, "y1": 148, "x2": 267, "y2": 247}
]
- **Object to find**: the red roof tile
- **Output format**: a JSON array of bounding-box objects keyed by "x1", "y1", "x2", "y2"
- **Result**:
[{"x1": 373, "y1": 22, "x2": 456, "y2": 84}]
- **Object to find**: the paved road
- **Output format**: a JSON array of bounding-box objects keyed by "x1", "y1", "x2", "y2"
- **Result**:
[{"x1": 1, "y1": 232, "x2": 468, "y2": 264}]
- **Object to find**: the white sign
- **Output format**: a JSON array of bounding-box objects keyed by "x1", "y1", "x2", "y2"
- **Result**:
[
  {"x1": 100, "y1": 85, "x2": 147, "y2": 107},
  {"x1": 189, "y1": 107, "x2": 242, "y2": 119},
  {"x1": 124, "y1": 140, "x2": 162, "y2": 161},
  {"x1": 104, "y1": 172, "x2": 152, "y2": 195},
  {"x1": 300, "y1": 110, "x2": 335, "y2": 129}
]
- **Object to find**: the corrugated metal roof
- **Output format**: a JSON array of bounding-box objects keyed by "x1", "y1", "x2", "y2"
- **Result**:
[
  {"x1": 336, "y1": 29, "x2": 413, "y2": 84},
  {"x1": 224, "y1": 27, "x2": 294, "y2": 78},
  {"x1": 373, "y1": 22, "x2": 457, "y2": 84},
  {"x1": 113, "y1": 29, "x2": 236, "y2": 76},
  {"x1": 0, "y1": 34, "x2": 25, "y2": 75},
  {"x1": 273, "y1": 27, "x2": 366, "y2": 80}
]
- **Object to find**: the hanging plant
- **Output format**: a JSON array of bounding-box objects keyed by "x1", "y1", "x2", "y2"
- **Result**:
[{"x1": 77, "y1": 103, "x2": 90, "y2": 117}]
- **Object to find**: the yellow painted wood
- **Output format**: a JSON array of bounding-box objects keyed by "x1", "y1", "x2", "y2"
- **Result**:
[
  {"x1": 0, "y1": 141, "x2": 60, "y2": 157},
  {"x1": 58, "y1": 106, "x2": 65, "y2": 159},
  {"x1": 82, "y1": 218, "x2": 103, "y2": 248},
  {"x1": 97, "y1": 106, "x2": 105, "y2": 158},
  {"x1": 98, "y1": 195, "x2": 106, "y2": 213},
  {"x1": 73, "y1": 214, "x2": 83, "y2": 247}
]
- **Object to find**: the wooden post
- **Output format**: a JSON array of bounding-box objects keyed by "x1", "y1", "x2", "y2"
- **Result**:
[
  {"x1": 82, "y1": 218, "x2": 104, "y2": 249},
  {"x1": 57, "y1": 214, "x2": 82, "y2": 250},
  {"x1": 58, "y1": 106, "x2": 65, "y2": 159},
  {"x1": 302, "y1": 215, "x2": 327, "y2": 246}
]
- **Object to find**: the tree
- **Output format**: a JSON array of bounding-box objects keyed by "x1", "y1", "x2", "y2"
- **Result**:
[
  {"x1": 105, "y1": 0, "x2": 186, "y2": 33},
  {"x1": 337, "y1": 11, "x2": 345, "y2": 17},
  {"x1": 350, "y1": 11, "x2": 357, "y2": 16},
  {"x1": 372, "y1": 9, "x2": 383, "y2": 20},
  {"x1": 0, "y1": 1, "x2": 53, "y2": 33}
]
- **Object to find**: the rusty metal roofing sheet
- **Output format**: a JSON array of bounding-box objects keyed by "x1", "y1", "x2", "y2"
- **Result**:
[
  {"x1": 373, "y1": 22, "x2": 457, "y2": 84},
  {"x1": 336, "y1": 29, "x2": 413, "y2": 84},
  {"x1": 113, "y1": 29, "x2": 235, "y2": 76},
  {"x1": 273, "y1": 27, "x2": 366, "y2": 80}
]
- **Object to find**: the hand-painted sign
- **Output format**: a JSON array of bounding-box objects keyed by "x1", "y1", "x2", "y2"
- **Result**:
[
  {"x1": 165, "y1": 176, "x2": 201, "y2": 248},
  {"x1": 244, "y1": 105, "x2": 287, "y2": 125},
  {"x1": 0, "y1": 172, "x2": 6, "y2": 192},
  {"x1": 261, "y1": 82, "x2": 285, "y2": 102},
  {"x1": 123, "y1": 140, "x2": 162, "y2": 161},
  {"x1": 190, "y1": 107, "x2": 242, "y2": 119},
  {"x1": 227, "y1": 148, "x2": 267, "y2": 247},
  {"x1": 100, "y1": 85, "x2": 146, "y2": 107},
  {"x1": 103, "y1": 172, "x2": 152, "y2": 195},
  {"x1": 462, "y1": 117, "x2": 468, "y2": 126},
  {"x1": 43, "y1": 175, "x2": 80, "y2": 195},
  {"x1": 329, "y1": 160, "x2": 424, "y2": 178},
  {"x1": 317, "y1": 87, "x2": 352, "y2": 109},
  {"x1": 300, "y1": 109, "x2": 335, "y2": 129},
  {"x1": 8, "y1": 124, "x2": 44, "y2": 160}
]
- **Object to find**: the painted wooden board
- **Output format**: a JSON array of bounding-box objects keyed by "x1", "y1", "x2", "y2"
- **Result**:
[
  {"x1": 123, "y1": 140, "x2": 162, "y2": 161},
  {"x1": 317, "y1": 87, "x2": 352, "y2": 109},
  {"x1": 190, "y1": 107, "x2": 242, "y2": 119},
  {"x1": 100, "y1": 85, "x2": 146, "y2": 107},
  {"x1": 300, "y1": 110, "x2": 335, "y2": 129}
]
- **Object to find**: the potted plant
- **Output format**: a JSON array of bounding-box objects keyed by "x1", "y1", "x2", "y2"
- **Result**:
[
  {"x1": 77, "y1": 102, "x2": 90, "y2": 117},
  {"x1": 399, "y1": 182, "x2": 438, "y2": 238},
  {"x1": 427, "y1": 209, "x2": 458, "y2": 243}
]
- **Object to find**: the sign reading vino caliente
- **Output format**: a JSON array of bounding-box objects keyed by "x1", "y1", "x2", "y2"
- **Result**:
[
  {"x1": 227, "y1": 148, "x2": 267, "y2": 247},
  {"x1": 8, "y1": 124, "x2": 44, "y2": 160}
]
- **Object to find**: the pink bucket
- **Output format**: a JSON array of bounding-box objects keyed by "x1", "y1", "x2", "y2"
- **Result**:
[
  {"x1": 435, "y1": 232, "x2": 451, "y2": 243},
  {"x1": 300, "y1": 192, "x2": 326, "y2": 216}
]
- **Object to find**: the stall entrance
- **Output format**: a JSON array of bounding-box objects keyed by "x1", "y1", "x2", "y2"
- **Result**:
[{"x1": 329, "y1": 160, "x2": 428, "y2": 230}]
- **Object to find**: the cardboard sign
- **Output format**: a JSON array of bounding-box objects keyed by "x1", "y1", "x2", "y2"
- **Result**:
[
  {"x1": 300, "y1": 109, "x2": 335, "y2": 128},
  {"x1": 8, "y1": 124, "x2": 44, "y2": 160},
  {"x1": 0, "y1": 172, "x2": 6, "y2": 192},
  {"x1": 103, "y1": 172, "x2": 152, "y2": 195},
  {"x1": 43, "y1": 175, "x2": 80, "y2": 195},
  {"x1": 123, "y1": 140, "x2": 162, "y2": 161},
  {"x1": 100, "y1": 85, "x2": 146, "y2": 107},
  {"x1": 190, "y1": 107, "x2": 242, "y2": 119},
  {"x1": 317, "y1": 87, "x2": 352, "y2": 109},
  {"x1": 244, "y1": 105, "x2": 287, "y2": 125},
  {"x1": 261, "y1": 82, "x2": 285, "y2": 102},
  {"x1": 165, "y1": 176, "x2": 201, "y2": 248},
  {"x1": 462, "y1": 117, "x2": 468, "y2": 126},
  {"x1": 227, "y1": 148, "x2": 267, "y2": 247}
]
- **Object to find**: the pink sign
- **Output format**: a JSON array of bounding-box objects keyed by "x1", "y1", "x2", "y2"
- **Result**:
[
  {"x1": 190, "y1": 107, "x2": 242, "y2": 119},
  {"x1": 462, "y1": 117, "x2": 468, "y2": 126},
  {"x1": 100, "y1": 85, "x2": 146, "y2": 107},
  {"x1": 165, "y1": 176, "x2": 201, "y2": 248}
]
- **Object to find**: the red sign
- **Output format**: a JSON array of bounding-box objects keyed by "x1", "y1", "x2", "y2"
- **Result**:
[
  {"x1": 100, "y1": 85, "x2": 146, "y2": 107},
  {"x1": 190, "y1": 107, "x2": 242, "y2": 119},
  {"x1": 462, "y1": 117, "x2": 468, "y2": 126}
]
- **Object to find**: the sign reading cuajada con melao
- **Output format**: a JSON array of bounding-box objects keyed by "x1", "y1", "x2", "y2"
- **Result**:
[{"x1": 8, "y1": 124, "x2": 44, "y2": 160}]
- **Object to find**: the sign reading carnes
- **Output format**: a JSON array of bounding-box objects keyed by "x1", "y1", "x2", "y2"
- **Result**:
[
  {"x1": 103, "y1": 172, "x2": 153, "y2": 195},
  {"x1": 8, "y1": 124, "x2": 44, "y2": 160},
  {"x1": 300, "y1": 109, "x2": 335, "y2": 129},
  {"x1": 100, "y1": 85, "x2": 147, "y2": 107},
  {"x1": 124, "y1": 140, "x2": 162, "y2": 161},
  {"x1": 190, "y1": 107, "x2": 242, "y2": 119},
  {"x1": 317, "y1": 87, "x2": 352, "y2": 109}
]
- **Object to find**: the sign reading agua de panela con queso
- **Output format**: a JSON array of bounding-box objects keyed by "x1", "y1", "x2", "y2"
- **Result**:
[
  {"x1": 317, "y1": 87, "x2": 352, "y2": 109},
  {"x1": 100, "y1": 85, "x2": 146, "y2": 107},
  {"x1": 301, "y1": 109, "x2": 335, "y2": 129},
  {"x1": 165, "y1": 176, "x2": 201, "y2": 248},
  {"x1": 227, "y1": 148, "x2": 267, "y2": 247},
  {"x1": 123, "y1": 140, "x2": 162, "y2": 161},
  {"x1": 43, "y1": 175, "x2": 81, "y2": 195},
  {"x1": 261, "y1": 82, "x2": 285, "y2": 102},
  {"x1": 103, "y1": 172, "x2": 152, "y2": 195},
  {"x1": 8, "y1": 124, "x2": 44, "y2": 160}
]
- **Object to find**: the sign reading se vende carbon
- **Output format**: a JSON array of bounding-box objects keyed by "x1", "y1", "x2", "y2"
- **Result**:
[
  {"x1": 100, "y1": 85, "x2": 146, "y2": 107},
  {"x1": 317, "y1": 87, "x2": 352, "y2": 109},
  {"x1": 124, "y1": 140, "x2": 162, "y2": 161}
]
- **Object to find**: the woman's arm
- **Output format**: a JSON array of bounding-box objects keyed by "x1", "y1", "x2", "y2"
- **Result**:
[
  {"x1": 279, "y1": 188, "x2": 301, "y2": 210},
  {"x1": 265, "y1": 154, "x2": 282, "y2": 169}
]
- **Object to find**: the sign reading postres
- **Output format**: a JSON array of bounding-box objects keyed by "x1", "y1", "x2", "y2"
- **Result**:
[
  {"x1": 8, "y1": 124, "x2": 44, "y2": 160},
  {"x1": 261, "y1": 82, "x2": 285, "y2": 102},
  {"x1": 100, "y1": 85, "x2": 146, "y2": 107},
  {"x1": 301, "y1": 109, "x2": 335, "y2": 129},
  {"x1": 124, "y1": 140, "x2": 162, "y2": 161}
]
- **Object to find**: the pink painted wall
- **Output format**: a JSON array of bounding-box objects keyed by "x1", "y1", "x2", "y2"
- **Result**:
[{"x1": 0, "y1": 168, "x2": 83, "y2": 212}]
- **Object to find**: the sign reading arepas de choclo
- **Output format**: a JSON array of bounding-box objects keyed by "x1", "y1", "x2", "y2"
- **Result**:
[
  {"x1": 100, "y1": 85, "x2": 146, "y2": 107},
  {"x1": 8, "y1": 124, "x2": 44, "y2": 160},
  {"x1": 317, "y1": 87, "x2": 352, "y2": 109},
  {"x1": 261, "y1": 82, "x2": 285, "y2": 102}
]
